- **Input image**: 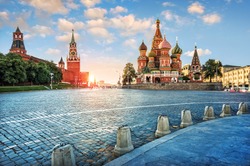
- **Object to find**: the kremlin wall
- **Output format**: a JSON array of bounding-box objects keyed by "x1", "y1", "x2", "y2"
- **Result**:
[{"x1": 8, "y1": 27, "x2": 89, "y2": 87}]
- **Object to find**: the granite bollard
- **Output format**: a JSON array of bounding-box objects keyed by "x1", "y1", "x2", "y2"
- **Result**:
[
  {"x1": 51, "y1": 144, "x2": 76, "y2": 166},
  {"x1": 203, "y1": 106, "x2": 215, "y2": 120},
  {"x1": 220, "y1": 104, "x2": 231, "y2": 117},
  {"x1": 155, "y1": 115, "x2": 171, "y2": 138},
  {"x1": 114, "y1": 126, "x2": 134, "y2": 156},
  {"x1": 237, "y1": 102, "x2": 248, "y2": 115},
  {"x1": 180, "y1": 109, "x2": 193, "y2": 128}
]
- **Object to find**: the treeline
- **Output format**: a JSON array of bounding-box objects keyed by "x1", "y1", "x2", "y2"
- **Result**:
[{"x1": 0, "y1": 53, "x2": 62, "y2": 86}]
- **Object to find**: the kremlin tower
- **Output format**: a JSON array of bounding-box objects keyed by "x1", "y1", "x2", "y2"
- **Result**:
[
  {"x1": 58, "y1": 29, "x2": 89, "y2": 86},
  {"x1": 9, "y1": 27, "x2": 29, "y2": 60}
]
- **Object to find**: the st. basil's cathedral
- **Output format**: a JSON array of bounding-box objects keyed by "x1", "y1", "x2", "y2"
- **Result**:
[{"x1": 136, "y1": 19, "x2": 202, "y2": 83}]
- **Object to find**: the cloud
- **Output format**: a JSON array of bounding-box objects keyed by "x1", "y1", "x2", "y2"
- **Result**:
[
  {"x1": 24, "y1": 34, "x2": 33, "y2": 40},
  {"x1": 88, "y1": 27, "x2": 115, "y2": 43},
  {"x1": 31, "y1": 25, "x2": 53, "y2": 37},
  {"x1": 56, "y1": 32, "x2": 80, "y2": 42},
  {"x1": 202, "y1": 13, "x2": 221, "y2": 24},
  {"x1": 46, "y1": 48, "x2": 61, "y2": 55},
  {"x1": 66, "y1": 0, "x2": 79, "y2": 9},
  {"x1": 162, "y1": 2, "x2": 175, "y2": 7},
  {"x1": 123, "y1": 38, "x2": 136, "y2": 49},
  {"x1": 58, "y1": 18, "x2": 84, "y2": 31},
  {"x1": 80, "y1": 0, "x2": 101, "y2": 8},
  {"x1": 0, "y1": 11, "x2": 9, "y2": 20},
  {"x1": 84, "y1": 7, "x2": 107, "y2": 19},
  {"x1": 184, "y1": 48, "x2": 212, "y2": 57},
  {"x1": 110, "y1": 6, "x2": 128, "y2": 14},
  {"x1": 87, "y1": 19, "x2": 107, "y2": 28},
  {"x1": 161, "y1": 10, "x2": 192, "y2": 26},
  {"x1": 110, "y1": 14, "x2": 152, "y2": 36},
  {"x1": 20, "y1": 0, "x2": 68, "y2": 14},
  {"x1": 188, "y1": 2, "x2": 205, "y2": 14}
]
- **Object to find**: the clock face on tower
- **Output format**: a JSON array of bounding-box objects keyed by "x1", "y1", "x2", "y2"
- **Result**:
[{"x1": 71, "y1": 51, "x2": 75, "y2": 56}]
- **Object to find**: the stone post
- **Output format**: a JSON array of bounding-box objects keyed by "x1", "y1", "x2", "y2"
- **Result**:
[
  {"x1": 155, "y1": 115, "x2": 171, "y2": 138},
  {"x1": 220, "y1": 104, "x2": 231, "y2": 117},
  {"x1": 180, "y1": 110, "x2": 193, "y2": 128},
  {"x1": 114, "y1": 126, "x2": 134, "y2": 156},
  {"x1": 51, "y1": 144, "x2": 75, "y2": 166},
  {"x1": 237, "y1": 102, "x2": 248, "y2": 115},
  {"x1": 203, "y1": 106, "x2": 215, "y2": 120}
]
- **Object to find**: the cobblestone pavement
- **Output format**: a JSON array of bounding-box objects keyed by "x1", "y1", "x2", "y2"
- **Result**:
[{"x1": 1, "y1": 89, "x2": 249, "y2": 165}]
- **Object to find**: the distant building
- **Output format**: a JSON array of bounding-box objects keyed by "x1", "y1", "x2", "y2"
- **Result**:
[
  {"x1": 58, "y1": 30, "x2": 89, "y2": 86},
  {"x1": 9, "y1": 27, "x2": 49, "y2": 63},
  {"x1": 136, "y1": 19, "x2": 182, "y2": 84},
  {"x1": 181, "y1": 64, "x2": 190, "y2": 77},
  {"x1": 189, "y1": 46, "x2": 202, "y2": 82},
  {"x1": 223, "y1": 65, "x2": 250, "y2": 88},
  {"x1": 203, "y1": 64, "x2": 240, "y2": 83}
]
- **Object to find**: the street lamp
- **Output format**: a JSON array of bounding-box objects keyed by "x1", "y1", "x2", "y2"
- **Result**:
[{"x1": 50, "y1": 73, "x2": 54, "y2": 89}]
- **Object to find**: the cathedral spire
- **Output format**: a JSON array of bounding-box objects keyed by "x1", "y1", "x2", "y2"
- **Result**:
[
  {"x1": 154, "y1": 19, "x2": 162, "y2": 38},
  {"x1": 151, "y1": 19, "x2": 163, "y2": 49},
  {"x1": 191, "y1": 45, "x2": 201, "y2": 67}
]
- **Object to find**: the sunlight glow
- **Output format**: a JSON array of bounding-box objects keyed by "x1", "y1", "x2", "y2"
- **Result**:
[{"x1": 89, "y1": 75, "x2": 95, "y2": 83}]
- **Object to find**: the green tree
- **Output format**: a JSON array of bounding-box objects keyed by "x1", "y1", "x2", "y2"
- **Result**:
[
  {"x1": 26, "y1": 60, "x2": 38, "y2": 85},
  {"x1": 35, "y1": 62, "x2": 50, "y2": 84},
  {"x1": 46, "y1": 62, "x2": 62, "y2": 83},
  {"x1": 122, "y1": 63, "x2": 136, "y2": 85},
  {"x1": 0, "y1": 53, "x2": 27, "y2": 85},
  {"x1": 203, "y1": 59, "x2": 222, "y2": 82}
]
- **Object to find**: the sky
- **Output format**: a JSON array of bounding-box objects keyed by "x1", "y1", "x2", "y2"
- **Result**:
[{"x1": 0, "y1": 0, "x2": 250, "y2": 83}]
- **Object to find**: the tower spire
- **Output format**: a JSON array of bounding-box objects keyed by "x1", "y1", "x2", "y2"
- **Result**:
[{"x1": 71, "y1": 29, "x2": 75, "y2": 43}]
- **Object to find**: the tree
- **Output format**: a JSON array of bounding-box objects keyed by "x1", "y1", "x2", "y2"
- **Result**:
[
  {"x1": 122, "y1": 63, "x2": 136, "y2": 85},
  {"x1": 35, "y1": 62, "x2": 50, "y2": 84},
  {"x1": 0, "y1": 53, "x2": 27, "y2": 85},
  {"x1": 203, "y1": 59, "x2": 222, "y2": 82},
  {"x1": 46, "y1": 62, "x2": 62, "y2": 83},
  {"x1": 26, "y1": 61, "x2": 38, "y2": 85}
]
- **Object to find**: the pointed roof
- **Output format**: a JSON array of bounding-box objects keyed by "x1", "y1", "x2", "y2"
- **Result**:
[
  {"x1": 59, "y1": 57, "x2": 65, "y2": 64},
  {"x1": 158, "y1": 35, "x2": 171, "y2": 49},
  {"x1": 154, "y1": 19, "x2": 162, "y2": 38},
  {"x1": 16, "y1": 26, "x2": 21, "y2": 33},
  {"x1": 139, "y1": 40, "x2": 147, "y2": 51},
  {"x1": 71, "y1": 29, "x2": 75, "y2": 43},
  {"x1": 191, "y1": 45, "x2": 201, "y2": 66}
]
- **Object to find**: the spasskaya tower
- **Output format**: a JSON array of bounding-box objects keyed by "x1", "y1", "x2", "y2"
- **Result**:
[{"x1": 67, "y1": 29, "x2": 80, "y2": 81}]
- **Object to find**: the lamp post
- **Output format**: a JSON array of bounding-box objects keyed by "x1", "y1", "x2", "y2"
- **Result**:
[{"x1": 50, "y1": 73, "x2": 54, "y2": 90}]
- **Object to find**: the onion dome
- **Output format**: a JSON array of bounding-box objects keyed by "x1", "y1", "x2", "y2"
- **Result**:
[
  {"x1": 158, "y1": 35, "x2": 171, "y2": 49},
  {"x1": 148, "y1": 51, "x2": 156, "y2": 57},
  {"x1": 139, "y1": 41, "x2": 147, "y2": 51},
  {"x1": 171, "y1": 54, "x2": 177, "y2": 59},
  {"x1": 59, "y1": 57, "x2": 65, "y2": 64},
  {"x1": 171, "y1": 42, "x2": 182, "y2": 54}
]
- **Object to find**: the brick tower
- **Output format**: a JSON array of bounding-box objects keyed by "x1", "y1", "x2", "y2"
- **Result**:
[
  {"x1": 67, "y1": 29, "x2": 80, "y2": 83},
  {"x1": 9, "y1": 27, "x2": 29, "y2": 60}
]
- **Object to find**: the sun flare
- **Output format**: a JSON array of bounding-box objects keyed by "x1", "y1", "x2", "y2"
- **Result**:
[{"x1": 89, "y1": 75, "x2": 95, "y2": 83}]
